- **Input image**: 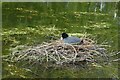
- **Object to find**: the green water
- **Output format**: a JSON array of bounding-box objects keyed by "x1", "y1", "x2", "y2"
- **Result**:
[{"x1": 2, "y1": 2, "x2": 119, "y2": 78}]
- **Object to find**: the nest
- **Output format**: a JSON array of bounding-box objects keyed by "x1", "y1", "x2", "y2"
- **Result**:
[{"x1": 4, "y1": 38, "x2": 108, "y2": 67}]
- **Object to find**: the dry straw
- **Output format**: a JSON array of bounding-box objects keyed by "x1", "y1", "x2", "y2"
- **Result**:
[{"x1": 3, "y1": 38, "x2": 109, "y2": 67}]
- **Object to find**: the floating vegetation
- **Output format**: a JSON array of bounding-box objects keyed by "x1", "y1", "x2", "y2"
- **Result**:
[{"x1": 3, "y1": 38, "x2": 109, "y2": 68}]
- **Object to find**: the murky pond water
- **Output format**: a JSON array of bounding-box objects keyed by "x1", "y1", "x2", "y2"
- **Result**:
[{"x1": 2, "y1": 2, "x2": 119, "y2": 78}]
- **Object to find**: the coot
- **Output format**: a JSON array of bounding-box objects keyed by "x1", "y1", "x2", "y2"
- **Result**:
[{"x1": 61, "y1": 33, "x2": 83, "y2": 44}]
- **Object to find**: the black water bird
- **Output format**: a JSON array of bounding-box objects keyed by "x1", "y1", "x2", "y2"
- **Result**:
[{"x1": 61, "y1": 33, "x2": 83, "y2": 44}]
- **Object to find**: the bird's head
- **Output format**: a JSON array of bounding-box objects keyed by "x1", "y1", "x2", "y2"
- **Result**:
[{"x1": 62, "y1": 33, "x2": 69, "y2": 39}]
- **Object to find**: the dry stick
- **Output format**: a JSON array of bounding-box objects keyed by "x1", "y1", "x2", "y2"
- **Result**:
[
  {"x1": 57, "y1": 45, "x2": 73, "y2": 62},
  {"x1": 49, "y1": 45, "x2": 61, "y2": 62},
  {"x1": 18, "y1": 48, "x2": 38, "y2": 61},
  {"x1": 10, "y1": 52, "x2": 18, "y2": 61},
  {"x1": 112, "y1": 58, "x2": 120, "y2": 62},
  {"x1": 16, "y1": 50, "x2": 30, "y2": 61},
  {"x1": 88, "y1": 49, "x2": 107, "y2": 61},
  {"x1": 28, "y1": 49, "x2": 44, "y2": 65},
  {"x1": 65, "y1": 43, "x2": 78, "y2": 60},
  {"x1": 54, "y1": 49, "x2": 61, "y2": 62},
  {"x1": 84, "y1": 51, "x2": 94, "y2": 58},
  {"x1": 57, "y1": 44, "x2": 70, "y2": 62},
  {"x1": 8, "y1": 38, "x2": 108, "y2": 65},
  {"x1": 80, "y1": 52, "x2": 91, "y2": 61},
  {"x1": 88, "y1": 50, "x2": 101, "y2": 55},
  {"x1": 28, "y1": 53, "x2": 36, "y2": 64},
  {"x1": 11, "y1": 50, "x2": 26, "y2": 61},
  {"x1": 98, "y1": 45, "x2": 111, "y2": 47},
  {"x1": 110, "y1": 51, "x2": 120, "y2": 57},
  {"x1": 44, "y1": 49, "x2": 49, "y2": 62},
  {"x1": 59, "y1": 53, "x2": 71, "y2": 61},
  {"x1": 84, "y1": 38, "x2": 95, "y2": 44},
  {"x1": 49, "y1": 55, "x2": 58, "y2": 62},
  {"x1": 10, "y1": 51, "x2": 17, "y2": 60},
  {"x1": 102, "y1": 52, "x2": 109, "y2": 61},
  {"x1": 39, "y1": 42, "x2": 53, "y2": 49}
]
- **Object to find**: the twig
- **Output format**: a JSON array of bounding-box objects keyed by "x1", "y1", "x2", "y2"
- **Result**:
[
  {"x1": 44, "y1": 49, "x2": 48, "y2": 62},
  {"x1": 65, "y1": 43, "x2": 78, "y2": 60},
  {"x1": 55, "y1": 49, "x2": 61, "y2": 62}
]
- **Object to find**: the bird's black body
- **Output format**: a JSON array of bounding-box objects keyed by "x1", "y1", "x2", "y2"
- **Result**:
[{"x1": 61, "y1": 33, "x2": 83, "y2": 44}]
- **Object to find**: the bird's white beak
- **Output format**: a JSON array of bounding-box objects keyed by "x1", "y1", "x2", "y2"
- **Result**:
[{"x1": 60, "y1": 37, "x2": 63, "y2": 40}]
